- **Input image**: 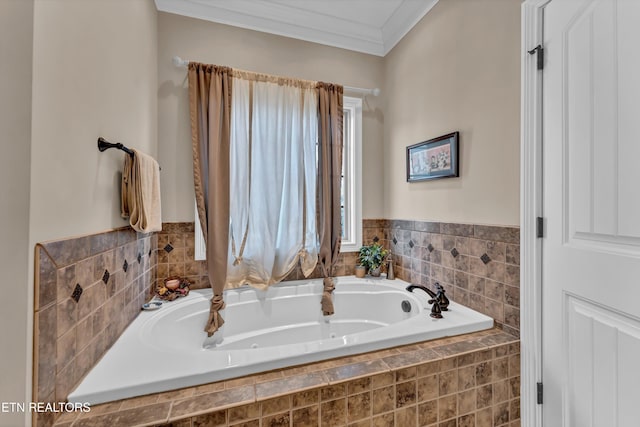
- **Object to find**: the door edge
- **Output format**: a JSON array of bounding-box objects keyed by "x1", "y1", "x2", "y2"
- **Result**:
[{"x1": 521, "y1": 0, "x2": 550, "y2": 426}]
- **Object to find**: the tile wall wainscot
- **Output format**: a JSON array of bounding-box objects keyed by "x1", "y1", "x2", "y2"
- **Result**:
[
  {"x1": 53, "y1": 328, "x2": 520, "y2": 427},
  {"x1": 156, "y1": 223, "x2": 359, "y2": 291},
  {"x1": 33, "y1": 227, "x2": 158, "y2": 427},
  {"x1": 363, "y1": 219, "x2": 520, "y2": 337}
]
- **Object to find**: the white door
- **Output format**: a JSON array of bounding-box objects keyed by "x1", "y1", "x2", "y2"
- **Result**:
[{"x1": 542, "y1": 0, "x2": 640, "y2": 425}]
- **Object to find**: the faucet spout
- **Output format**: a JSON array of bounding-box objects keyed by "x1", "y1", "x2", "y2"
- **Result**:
[
  {"x1": 406, "y1": 283, "x2": 449, "y2": 312},
  {"x1": 405, "y1": 284, "x2": 437, "y2": 299}
]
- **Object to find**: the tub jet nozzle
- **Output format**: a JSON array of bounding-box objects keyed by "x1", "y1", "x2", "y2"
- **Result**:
[{"x1": 401, "y1": 300, "x2": 412, "y2": 313}]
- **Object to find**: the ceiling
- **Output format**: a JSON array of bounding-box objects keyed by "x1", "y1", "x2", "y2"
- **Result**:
[{"x1": 154, "y1": 0, "x2": 439, "y2": 56}]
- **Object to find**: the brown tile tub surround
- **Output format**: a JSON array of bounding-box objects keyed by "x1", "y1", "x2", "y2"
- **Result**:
[
  {"x1": 33, "y1": 227, "x2": 158, "y2": 427},
  {"x1": 156, "y1": 222, "x2": 359, "y2": 290},
  {"x1": 53, "y1": 328, "x2": 520, "y2": 427},
  {"x1": 156, "y1": 222, "x2": 203, "y2": 288},
  {"x1": 363, "y1": 220, "x2": 520, "y2": 337}
]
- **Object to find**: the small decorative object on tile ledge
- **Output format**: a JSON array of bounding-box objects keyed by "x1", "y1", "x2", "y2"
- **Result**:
[
  {"x1": 386, "y1": 254, "x2": 395, "y2": 280},
  {"x1": 355, "y1": 265, "x2": 366, "y2": 278},
  {"x1": 156, "y1": 276, "x2": 191, "y2": 301},
  {"x1": 358, "y1": 242, "x2": 389, "y2": 278},
  {"x1": 165, "y1": 278, "x2": 180, "y2": 290},
  {"x1": 141, "y1": 301, "x2": 163, "y2": 311}
]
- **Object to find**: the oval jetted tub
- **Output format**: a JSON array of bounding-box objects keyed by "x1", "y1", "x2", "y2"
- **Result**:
[{"x1": 68, "y1": 276, "x2": 493, "y2": 405}]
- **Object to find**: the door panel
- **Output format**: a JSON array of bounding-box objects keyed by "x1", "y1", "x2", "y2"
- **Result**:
[
  {"x1": 543, "y1": 0, "x2": 640, "y2": 425},
  {"x1": 564, "y1": 295, "x2": 640, "y2": 426},
  {"x1": 617, "y1": 0, "x2": 640, "y2": 238}
]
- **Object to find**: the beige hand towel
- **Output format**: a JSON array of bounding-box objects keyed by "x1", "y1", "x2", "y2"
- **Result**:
[{"x1": 121, "y1": 149, "x2": 162, "y2": 233}]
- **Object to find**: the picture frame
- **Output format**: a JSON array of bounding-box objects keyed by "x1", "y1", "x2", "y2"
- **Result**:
[{"x1": 406, "y1": 131, "x2": 459, "y2": 182}]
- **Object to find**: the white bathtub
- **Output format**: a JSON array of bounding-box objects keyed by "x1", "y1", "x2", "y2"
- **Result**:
[{"x1": 68, "y1": 276, "x2": 493, "y2": 405}]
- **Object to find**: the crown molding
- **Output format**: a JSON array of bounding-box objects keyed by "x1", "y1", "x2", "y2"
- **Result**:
[
  {"x1": 382, "y1": 0, "x2": 438, "y2": 54},
  {"x1": 155, "y1": 0, "x2": 439, "y2": 57}
]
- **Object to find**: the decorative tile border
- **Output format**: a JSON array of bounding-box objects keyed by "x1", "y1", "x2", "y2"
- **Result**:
[
  {"x1": 53, "y1": 328, "x2": 520, "y2": 427},
  {"x1": 363, "y1": 219, "x2": 520, "y2": 337},
  {"x1": 33, "y1": 228, "x2": 157, "y2": 427}
]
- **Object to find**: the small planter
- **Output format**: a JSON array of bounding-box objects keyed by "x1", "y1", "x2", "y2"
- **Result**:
[
  {"x1": 355, "y1": 265, "x2": 366, "y2": 278},
  {"x1": 358, "y1": 243, "x2": 389, "y2": 279}
]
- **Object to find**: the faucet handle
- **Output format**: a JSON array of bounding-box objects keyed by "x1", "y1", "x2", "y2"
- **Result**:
[
  {"x1": 433, "y1": 284, "x2": 450, "y2": 311},
  {"x1": 429, "y1": 299, "x2": 443, "y2": 319}
]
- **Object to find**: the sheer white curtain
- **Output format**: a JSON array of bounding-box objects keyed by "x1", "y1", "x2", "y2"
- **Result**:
[{"x1": 226, "y1": 77, "x2": 319, "y2": 289}]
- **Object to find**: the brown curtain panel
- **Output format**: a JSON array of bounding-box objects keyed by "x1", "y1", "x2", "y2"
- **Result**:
[
  {"x1": 316, "y1": 82, "x2": 344, "y2": 315},
  {"x1": 188, "y1": 63, "x2": 232, "y2": 337}
]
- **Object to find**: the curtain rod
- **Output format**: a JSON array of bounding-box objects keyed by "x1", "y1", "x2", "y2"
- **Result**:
[{"x1": 172, "y1": 56, "x2": 380, "y2": 97}]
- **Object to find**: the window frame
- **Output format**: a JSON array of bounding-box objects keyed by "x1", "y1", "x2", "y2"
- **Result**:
[
  {"x1": 340, "y1": 96, "x2": 363, "y2": 253},
  {"x1": 194, "y1": 200, "x2": 206, "y2": 260}
]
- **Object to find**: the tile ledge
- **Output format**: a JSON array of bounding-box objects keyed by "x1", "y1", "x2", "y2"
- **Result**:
[{"x1": 54, "y1": 328, "x2": 517, "y2": 426}]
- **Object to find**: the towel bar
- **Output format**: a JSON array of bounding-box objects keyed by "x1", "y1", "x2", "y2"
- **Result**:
[{"x1": 97, "y1": 137, "x2": 134, "y2": 157}]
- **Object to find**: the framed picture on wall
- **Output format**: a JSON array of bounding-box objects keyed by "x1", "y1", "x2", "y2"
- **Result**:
[{"x1": 406, "y1": 132, "x2": 459, "y2": 182}]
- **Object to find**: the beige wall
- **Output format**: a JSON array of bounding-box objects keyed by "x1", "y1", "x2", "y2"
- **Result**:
[
  {"x1": 0, "y1": 1, "x2": 158, "y2": 424},
  {"x1": 0, "y1": 1, "x2": 34, "y2": 425},
  {"x1": 157, "y1": 12, "x2": 385, "y2": 222},
  {"x1": 383, "y1": 0, "x2": 520, "y2": 226},
  {"x1": 30, "y1": 0, "x2": 158, "y2": 244}
]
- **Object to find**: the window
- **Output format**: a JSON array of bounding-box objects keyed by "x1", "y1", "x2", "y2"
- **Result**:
[
  {"x1": 195, "y1": 95, "x2": 362, "y2": 259},
  {"x1": 194, "y1": 200, "x2": 206, "y2": 261},
  {"x1": 340, "y1": 96, "x2": 363, "y2": 252}
]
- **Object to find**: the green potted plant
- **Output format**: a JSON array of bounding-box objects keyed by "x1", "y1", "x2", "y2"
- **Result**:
[{"x1": 358, "y1": 243, "x2": 389, "y2": 277}]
